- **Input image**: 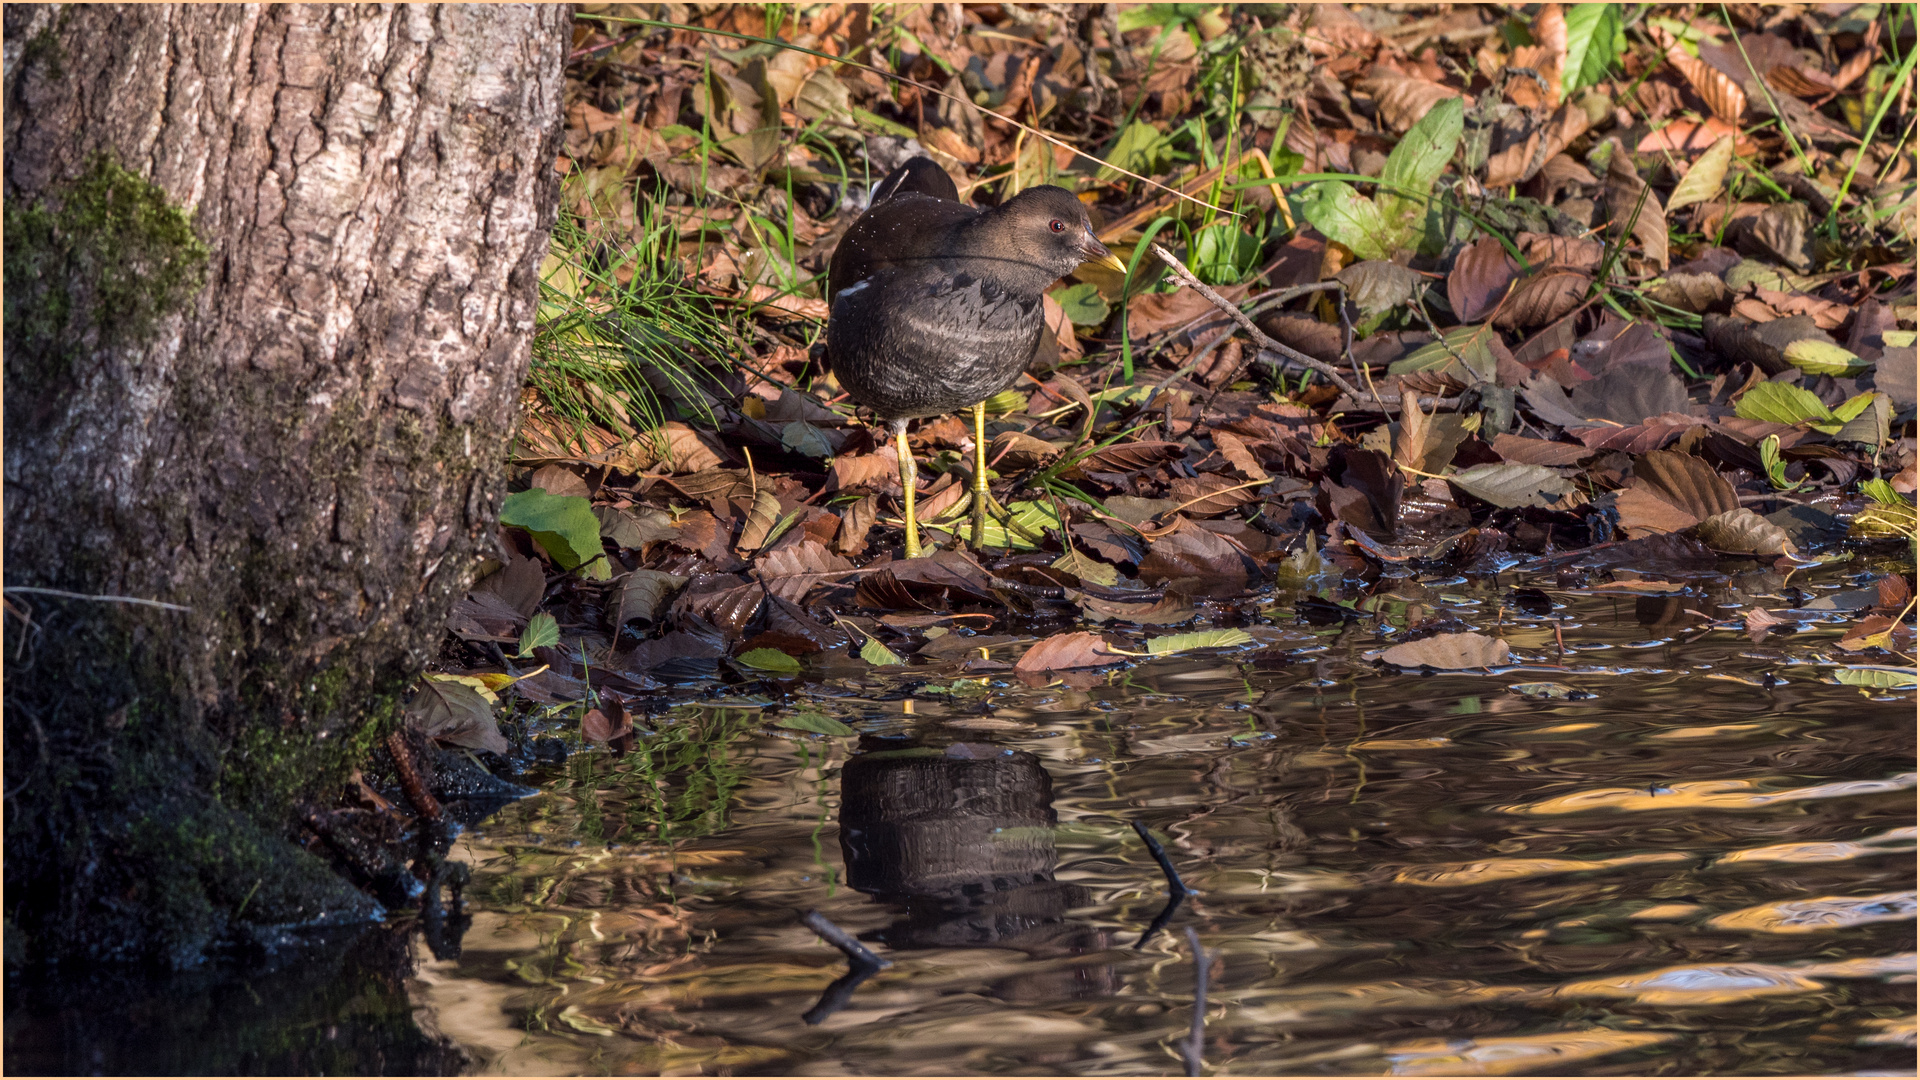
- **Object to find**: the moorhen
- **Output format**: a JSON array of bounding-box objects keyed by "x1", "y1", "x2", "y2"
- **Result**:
[{"x1": 827, "y1": 157, "x2": 1125, "y2": 557}]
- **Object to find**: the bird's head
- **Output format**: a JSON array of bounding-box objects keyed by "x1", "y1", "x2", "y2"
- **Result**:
[{"x1": 962, "y1": 185, "x2": 1127, "y2": 291}]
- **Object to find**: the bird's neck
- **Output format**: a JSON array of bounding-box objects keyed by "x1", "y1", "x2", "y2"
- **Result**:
[{"x1": 945, "y1": 218, "x2": 1062, "y2": 295}]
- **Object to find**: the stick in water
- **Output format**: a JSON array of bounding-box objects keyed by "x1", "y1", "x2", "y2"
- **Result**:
[
  {"x1": 1183, "y1": 926, "x2": 1210, "y2": 1076},
  {"x1": 802, "y1": 909, "x2": 891, "y2": 970},
  {"x1": 1132, "y1": 819, "x2": 1192, "y2": 897}
]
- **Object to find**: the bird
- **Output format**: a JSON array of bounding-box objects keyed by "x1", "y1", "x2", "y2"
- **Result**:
[{"x1": 826, "y1": 157, "x2": 1125, "y2": 558}]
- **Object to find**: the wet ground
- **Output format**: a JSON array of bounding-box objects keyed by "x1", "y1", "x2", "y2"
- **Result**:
[{"x1": 9, "y1": 561, "x2": 1915, "y2": 1076}]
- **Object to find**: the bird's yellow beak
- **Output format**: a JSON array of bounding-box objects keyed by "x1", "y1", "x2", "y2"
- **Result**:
[{"x1": 1081, "y1": 231, "x2": 1128, "y2": 274}]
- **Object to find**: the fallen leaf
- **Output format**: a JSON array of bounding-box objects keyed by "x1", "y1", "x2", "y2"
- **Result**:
[
  {"x1": 1695, "y1": 507, "x2": 1796, "y2": 555},
  {"x1": 1140, "y1": 628, "x2": 1255, "y2": 655},
  {"x1": 1013, "y1": 630, "x2": 1120, "y2": 673},
  {"x1": 1667, "y1": 45, "x2": 1747, "y2": 122},
  {"x1": 1606, "y1": 142, "x2": 1669, "y2": 270},
  {"x1": 1665, "y1": 134, "x2": 1735, "y2": 212},
  {"x1": 407, "y1": 679, "x2": 510, "y2": 756},
  {"x1": 1371, "y1": 632, "x2": 1511, "y2": 669},
  {"x1": 1448, "y1": 238, "x2": 1520, "y2": 323},
  {"x1": 1448, "y1": 462, "x2": 1576, "y2": 508}
]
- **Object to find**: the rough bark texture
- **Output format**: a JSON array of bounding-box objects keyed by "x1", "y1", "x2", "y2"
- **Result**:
[{"x1": 2, "y1": 4, "x2": 568, "y2": 968}]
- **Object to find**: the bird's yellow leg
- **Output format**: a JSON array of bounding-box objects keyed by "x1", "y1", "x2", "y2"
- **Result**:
[
  {"x1": 970, "y1": 402, "x2": 995, "y2": 549},
  {"x1": 969, "y1": 401, "x2": 1038, "y2": 549},
  {"x1": 895, "y1": 420, "x2": 923, "y2": 558}
]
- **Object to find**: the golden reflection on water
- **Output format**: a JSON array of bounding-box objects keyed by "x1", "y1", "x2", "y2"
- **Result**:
[{"x1": 412, "y1": 576, "x2": 1914, "y2": 1075}]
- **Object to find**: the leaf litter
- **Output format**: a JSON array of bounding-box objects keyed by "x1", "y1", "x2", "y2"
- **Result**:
[{"x1": 387, "y1": 3, "x2": 1908, "y2": 811}]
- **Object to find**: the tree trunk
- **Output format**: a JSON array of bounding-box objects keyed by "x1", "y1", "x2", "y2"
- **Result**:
[{"x1": 2, "y1": 3, "x2": 567, "y2": 968}]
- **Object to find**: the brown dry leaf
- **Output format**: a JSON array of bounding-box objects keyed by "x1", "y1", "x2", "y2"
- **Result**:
[
  {"x1": 1394, "y1": 388, "x2": 1433, "y2": 476},
  {"x1": 830, "y1": 446, "x2": 901, "y2": 493},
  {"x1": 1013, "y1": 631, "x2": 1119, "y2": 673},
  {"x1": 1605, "y1": 145, "x2": 1670, "y2": 270},
  {"x1": 1357, "y1": 66, "x2": 1463, "y2": 132},
  {"x1": 1211, "y1": 431, "x2": 1270, "y2": 481},
  {"x1": 1484, "y1": 133, "x2": 1543, "y2": 189},
  {"x1": 1667, "y1": 46, "x2": 1748, "y2": 123},
  {"x1": 609, "y1": 569, "x2": 689, "y2": 628},
  {"x1": 1876, "y1": 573, "x2": 1913, "y2": 614},
  {"x1": 1519, "y1": 231, "x2": 1606, "y2": 273},
  {"x1": 1766, "y1": 64, "x2": 1834, "y2": 98},
  {"x1": 1615, "y1": 450, "x2": 1737, "y2": 536},
  {"x1": 735, "y1": 489, "x2": 786, "y2": 552},
  {"x1": 1637, "y1": 117, "x2": 1755, "y2": 156},
  {"x1": 741, "y1": 283, "x2": 829, "y2": 321},
  {"x1": 1137, "y1": 518, "x2": 1254, "y2": 582},
  {"x1": 1372, "y1": 632, "x2": 1511, "y2": 669},
  {"x1": 1167, "y1": 475, "x2": 1260, "y2": 517},
  {"x1": 633, "y1": 422, "x2": 724, "y2": 474},
  {"x1": 1531, "y1": 4, "x2": 1568, "y2": 108},
  {"x1": 912, "y1": 474, "x2": 968, "y2": 523},
  {"x1": 1744, "y1": 606, "x2": 1791, "y2": 643},
  {"x1": 1449, "y1": 238, "x2": 1521, "y2": 323},
  {"x1": 1084, "y1": 440, "x2": 1187, "y2": 473},
  {"x1": 1495, "y1": 269, "x2": 1591, "y2": 329},
  {"x1": 1490, "y1": 433, "x2": 1595, "y2": 466},
  {"x1": 989, "y1": 430, "x2": 1064, "y2": 472},
  {"x1": 1695, "y1": 508, "x2": 1796, "y2": 556},
  {"x1": 919, "y1": 123, "x2": 981, "y2": 165},
  {"x1": 1077, "y1": 590, "x2": 1199, "y2": 626}
]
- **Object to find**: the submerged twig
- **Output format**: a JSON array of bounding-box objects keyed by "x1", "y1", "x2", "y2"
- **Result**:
[
  {"x1": 802, "y1": 909, "x2": 891, "y2": 970},
  {"x1": 1133, "y1": 819, "x2": 1193, "y2": 897},
  {"x1": 1183, "y1": 926, "x2": 1211, "y2": 1077},
  {"x1": 1133, "y1": 819, "x2": 1195, "y2": 947}
]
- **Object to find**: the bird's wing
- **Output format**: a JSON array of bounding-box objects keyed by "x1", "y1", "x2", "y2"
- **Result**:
[{"x1": 827, "y1": 196, "x2": 977, "y2": 299}]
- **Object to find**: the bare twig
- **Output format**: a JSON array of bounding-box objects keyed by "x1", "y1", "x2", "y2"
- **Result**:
[
  {"x1": 802, "y1": 909, "x2": 891, "y2": 970},
  {"x1": 1133, "y1": 819, "x2": 1192, "y2": 897},
  {"x1": 1149, "y1": 244, "x2": 1364, "y2": 400},
  {"x1": 3, "y1": 586, "x2": 191, "y2": 613},
  {"x1": 1183, "y1": 927, "x2": 1211, "y2": 1077}
]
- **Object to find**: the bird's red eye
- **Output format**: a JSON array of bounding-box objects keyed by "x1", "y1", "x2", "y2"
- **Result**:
[{"x1": 1049, "y1": 219, "x2": 1066, "y2": 233}]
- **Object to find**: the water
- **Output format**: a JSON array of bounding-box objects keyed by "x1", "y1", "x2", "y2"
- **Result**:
[{"x1": 10, "y1": 565, "x2": 1915, "y2": 1075}]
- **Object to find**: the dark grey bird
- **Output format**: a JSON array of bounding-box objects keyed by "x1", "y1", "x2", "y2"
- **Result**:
[{"x1": 826, "y1": 157, "x2": 1123, "y2": 556}]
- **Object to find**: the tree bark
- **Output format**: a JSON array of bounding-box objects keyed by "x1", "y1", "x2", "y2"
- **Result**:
[{"x1": 2, "y1": 4, "x2": 567, "y2": 968}]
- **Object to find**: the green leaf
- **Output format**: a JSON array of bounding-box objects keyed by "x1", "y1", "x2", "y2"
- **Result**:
[
  {"x1": 1378, "y1": 96, "x2": 1463, "y2": 249},
  {"x1": 1297, "y1": 180, "x2": 1393, "y2": 260},
  {"x1": 860, "y1": 636, "x2": 904, "y2": 666},
  {"x1": 1099, "y1": 120, "x2": 1174, "y2": 184},
  {"x1": 1143, "y1": 628, "x2": 1255, "y2": 655},
  {"x1": 736, "y1": 647, "x2": 802, "y2": 673},
  {"x1": 932, "y1": 499, "x2": 1061, "y2": 551},
  {"x1": 1831, "y1": 666, "x2": 1917, "y2": 689},
  {"x1": 1051, "y1": 281, "x2": 1111, "y2": 326},
  {"x1": 1828, "y1": 391, "x2": 1876, "y2": 424},
  {"x1": 1758, "y1": 434, "x2": 1803, "y2": 491},
  {"x1": 500, "y1": 488, "x2": 610, "y2": 579},
  {"x1": 1562, "y1": 3, "x2": 1624, "y2": 96},
  {"x1": 515, "y1": 612, "x2": 559, "y2": 658},
  {"x1": 776, "y1": 711, "x2": 856, "y2": 736},
  {"x1": 1882, "y1": 330, "x2": 1917, "y2": 347},
  {"x1": 1189, "y1": 224, "x2": 1262, "y2": 285},
  {"x1": 1861, "y1": 478, "x2": 1905, "y2": 505},
  {"x1": 1735, "y1": 382, "x2": 1833, "y2": 425},
  {"x1": 981, "y1": 388, "x2": 1030, "y2": 415},
  {"x1": 1784, "y1": 339, "x2": 1872, "y2": 376},
  {"x1": 1388, "y1": 323, "x2": 1505, "y2": 383}
]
